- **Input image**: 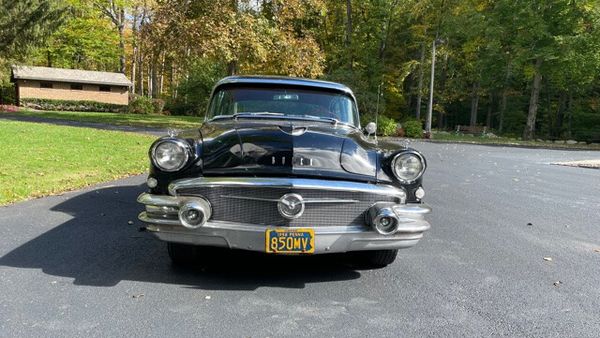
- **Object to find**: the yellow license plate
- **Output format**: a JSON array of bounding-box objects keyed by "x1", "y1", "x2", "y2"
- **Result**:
[{"x1": 265, "y1": 229, "x2": 315, "y2": 254}]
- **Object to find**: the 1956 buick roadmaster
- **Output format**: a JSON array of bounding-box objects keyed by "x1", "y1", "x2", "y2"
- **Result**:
[{"x1": 138, "y1": 76, "x2": 431, "y2": 267}]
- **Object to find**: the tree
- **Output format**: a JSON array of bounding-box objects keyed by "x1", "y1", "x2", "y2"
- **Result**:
[
  {"x1": 0, "y1": 0, "x2": 64, "y2": 104},
  {"x1": 0, "y1": 0, "x2": 64, "y2": 59},
  {"x1": 93, "y1": 0, "x2": 128, "y2": 73},
  {"x1": 31, "y1": 2, "x2": 121, "y2": 71}
]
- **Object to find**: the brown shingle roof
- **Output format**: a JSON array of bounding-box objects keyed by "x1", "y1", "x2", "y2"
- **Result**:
[{"x1": 11, "y1": 65, "x2": 132, "y2": 87}]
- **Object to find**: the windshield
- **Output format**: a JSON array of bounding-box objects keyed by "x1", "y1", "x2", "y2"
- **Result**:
[{"x1": 207, "y1": 86, "x2": 359, "y2": 127}]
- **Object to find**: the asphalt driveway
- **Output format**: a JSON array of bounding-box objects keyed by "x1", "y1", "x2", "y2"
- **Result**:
[{"x1": 1, "y1": 142, "x2": 599, "y2": 337}]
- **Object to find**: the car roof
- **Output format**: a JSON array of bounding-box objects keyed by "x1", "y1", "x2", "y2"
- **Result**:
[{"x1": 214, "y1": 75, "x2": 354, "y2": 96}]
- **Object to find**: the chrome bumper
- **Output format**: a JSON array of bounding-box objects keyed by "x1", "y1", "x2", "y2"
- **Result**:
[{"x1": 137, "y1": 177, "x2": 431, "y2": 254}]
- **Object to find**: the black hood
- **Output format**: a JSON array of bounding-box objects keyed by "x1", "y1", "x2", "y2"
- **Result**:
[{"x1": 199, "y1": 120, "x2": 379, "y2": 182}]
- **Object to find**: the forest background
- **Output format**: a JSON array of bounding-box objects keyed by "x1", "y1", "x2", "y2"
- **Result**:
[{"x1": 1, "y1": 0, "x2": 600, "y2": 142}]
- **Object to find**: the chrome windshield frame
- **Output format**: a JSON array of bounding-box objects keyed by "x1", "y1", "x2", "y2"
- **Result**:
[{"x1": 204, "y1": 84, "x2": 361, "y2": 128}]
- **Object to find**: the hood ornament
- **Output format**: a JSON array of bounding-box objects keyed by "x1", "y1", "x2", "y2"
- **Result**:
[
  {"x1": 400, "y1": 138, "x2": 411, "y2": 149},
  {"x1": 167, "y1": 128, "x2": 178, "y2": 137}
]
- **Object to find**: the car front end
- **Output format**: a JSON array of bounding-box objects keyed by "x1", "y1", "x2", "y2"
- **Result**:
[{"x1": 137, "y1": 76, "x2": 431, "y2": 267}]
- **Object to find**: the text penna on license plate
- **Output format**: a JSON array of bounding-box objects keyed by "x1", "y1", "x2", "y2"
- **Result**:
[{"x1": 265, "y1": 229, "x2": 315, "y2": 254}]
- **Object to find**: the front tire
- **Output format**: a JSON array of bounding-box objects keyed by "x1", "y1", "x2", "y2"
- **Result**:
[
  {"x1": 357, "y1": 249, "x2": 398, "y2": 268},
  {"x1": 167, "y1": 242, "x2": 203, "y2": 265}
]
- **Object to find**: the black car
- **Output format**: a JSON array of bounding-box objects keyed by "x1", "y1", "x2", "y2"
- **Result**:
[{"x1": 138, "y1": 76, "x2": 431, "y2": 267}]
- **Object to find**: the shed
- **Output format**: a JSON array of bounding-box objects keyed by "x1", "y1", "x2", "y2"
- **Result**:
[{"x1": 10, "y1": 66, "x2": 132, "y2": 107}]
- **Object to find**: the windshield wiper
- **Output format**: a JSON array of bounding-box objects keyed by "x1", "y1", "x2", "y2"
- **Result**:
[
  {"x1": 232, "y1": 112, "x2": 285, "y2": 120},
  {"x1": 301, "y1": 115, "x2": 356, "y2": 128},
  {"x1": 214, "y1": 112, "x2": 356, "y2": 128},
  {"x1": 303, "y1": 115, "x2": 339, "y2": 125}
]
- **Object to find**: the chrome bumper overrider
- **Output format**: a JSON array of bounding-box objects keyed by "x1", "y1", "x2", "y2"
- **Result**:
[{"x1": 137, "y1": 177, "x2": 431, "y2": 254}]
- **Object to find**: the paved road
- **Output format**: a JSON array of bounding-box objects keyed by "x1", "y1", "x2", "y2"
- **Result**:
[{"x1": 1, "y1": 142, "x2": 599, "y2": 337}]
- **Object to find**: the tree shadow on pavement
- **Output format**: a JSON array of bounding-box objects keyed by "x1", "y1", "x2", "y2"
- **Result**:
[{"x1": 0, "y1": 184, "x2": 361, "y2": 289}]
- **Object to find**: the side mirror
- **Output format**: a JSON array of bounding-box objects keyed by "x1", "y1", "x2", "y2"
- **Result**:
[{"x1": 365, "y1": 122, "x2": 377, "y2": 136}]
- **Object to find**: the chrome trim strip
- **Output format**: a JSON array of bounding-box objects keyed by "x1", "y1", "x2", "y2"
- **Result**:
[
  {"x1": 139, "y1": 212, "x2": 181, "y2": 225},
  {"x1": 169, "y1": 177, "x2": 407, "y2": 201},
  {"x1": 140, "y1": 211, "x2": 431, "y2": 234},
  {"x1": 220, "y1": 195, "x2": 278, "y2": 202},
  {"x1": 303, "y1": 198, "x2": 360, "y2": 204},
  {"x1": 393, "y1": 204, "x2": 432, "y2": 215},
  {"x1": 221, "y1": 195, "x2": 359, "y2": 204},
  {"x1": 137, "y1": 193, "x2": 180, "y2": 207}
]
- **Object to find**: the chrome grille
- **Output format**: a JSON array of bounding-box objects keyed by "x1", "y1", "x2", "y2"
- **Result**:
[{"x1": 176, "y1": 186, "x2": 398, "y2": 227}]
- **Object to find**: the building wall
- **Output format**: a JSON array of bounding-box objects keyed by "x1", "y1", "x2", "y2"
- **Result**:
[{"x1": 16, "y1": 80, "x2": 129, "y2": 105}]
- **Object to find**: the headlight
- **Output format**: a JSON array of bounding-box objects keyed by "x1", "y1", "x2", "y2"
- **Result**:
[
  {"x1": 391, "y1": 151, "x2": 426, "y2": 183},
  {"x1": 151, "y1": 138, "x2": 190, "y2": 172}
]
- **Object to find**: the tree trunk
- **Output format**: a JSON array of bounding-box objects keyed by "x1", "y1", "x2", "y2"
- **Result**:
[
  {"x1": 567, "y1": 91, "x2": 573, "y2": 138},
  {"x1": 437, "y1": 51, "x2": 449, "y2": 130},
  {"x1": 415, "y1": 43, "x2": 425, "y2": 119},
  {"x1": 227, "y1": 60, "x2": 238, "y2": 75},
  {"x1": 170, "y1": 62, "x2": 176, "y2": 100},
  {"x1": 137, "y1": 3, "x2": 148, "y2": 95},
  {"x1": 498, "y1": 57, "x2": 512, "y2": 133},
  {"x1": 130, "y1": 7, "x2": 139, "y2": 94},
  {"x1": 151, "y1": 55, "x2": 159, "y2": 98},
  {"x1": 499, "y1": 88, "x2": 507, "y2": 133},
  {"x1": 159, "y1": 53, "x2": 166, "y2": 96},
  {"x1": 131, "y1": 47, "x2": 137, "y2": 93},
  {"x1": 486, "y1": 94, "x2": 493, "y2": 129},
  {"x1": 523, "y1": 57, "x2": 543, "y2": 140},
  {"x1": 345, "y1": 0, "x2": 353, "y2": 69},
  {"x1": 470, "y1": 81, "x2": 479, "y2": 127},
  {"x1": 118, "y1": 23, "x2": 125, "y2": 73},
  {"x1": 148, "y1": 65, "x2": 153, "y2": 98},
  {"x1": 139, "y1": 54, "x2": 144, "y2": 95},
  {"x1": 545, "y1": 78, "x2": 552, "y2": 139},
  {"x1": 117, "y1": 5, "x2": 126, "y2": 73},
  {"x1": 345, "y1": 0, "x2": 352, "y2": 47},
  {"x1": 555, "y1": 91, "x2": 567, "y2": 138},
  {"x1": 378, "y1": 0, "x2": 398, "y2": 62}
]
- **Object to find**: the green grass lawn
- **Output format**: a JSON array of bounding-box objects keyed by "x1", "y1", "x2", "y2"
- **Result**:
[
  {"x1": 1, "y1": 109, "x2": 201, "y2": 130},
  {"x1": 0, "y1": 120, "x2": 155, "y2": 205},
  {"x1": 427, "y1": 131, "x2": 600, "y2": 150}
]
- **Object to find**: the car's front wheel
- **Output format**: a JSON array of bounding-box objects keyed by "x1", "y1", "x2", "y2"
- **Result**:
[{"x1": 357, "y1": 249, "x2": 398, "y2": 268}]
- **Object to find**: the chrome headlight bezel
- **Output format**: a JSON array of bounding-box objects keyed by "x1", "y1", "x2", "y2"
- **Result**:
[
  {"x1": 390, "y1": 151, "x2": 426, "y2": 184},
  {"x1": 150, "y1": 138, "x2": 191, "y2": 172}
]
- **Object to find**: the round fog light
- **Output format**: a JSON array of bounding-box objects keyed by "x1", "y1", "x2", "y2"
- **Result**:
[
  {"x1": 415, "y1": 187, "x2": 425, "y2": 199},
  {"x1": 178, "y1": 199, "x2": 211, "y2": 229},
  {"x1": 377, "y1": 216, "x2": 397, "y2": 234},
  {"x1": 372, "y1": 207, "x2": 400, "y2": 235}
]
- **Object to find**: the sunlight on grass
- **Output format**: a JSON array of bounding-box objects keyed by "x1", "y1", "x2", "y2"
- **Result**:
[
  {"x1": 0, "y1": 120, "x2": 155, "y2": 205},
  {"x1": 428, "y1": 131, "x2": 600, "y2": 150},
  {"x1": 1, "y1": 110, "x2": 201, "y2": 130}
]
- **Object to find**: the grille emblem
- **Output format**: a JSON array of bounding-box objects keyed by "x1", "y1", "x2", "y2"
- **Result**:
[{"x1": 277, "y1": 193, "x2": 305, "y2": 219}]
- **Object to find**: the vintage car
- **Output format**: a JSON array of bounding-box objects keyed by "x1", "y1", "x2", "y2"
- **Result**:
[{"x1": 137, "y1": 76, "x2": 431, "y2": 267}]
